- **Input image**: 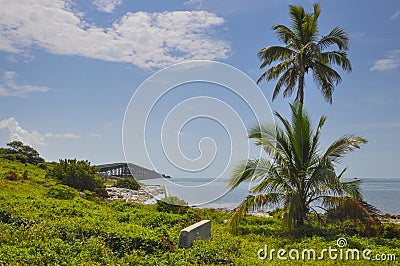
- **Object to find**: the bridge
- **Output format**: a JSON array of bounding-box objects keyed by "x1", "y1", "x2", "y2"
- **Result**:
[{"x1": 96, "y1": 163, "x2": 163, "y2": 180}]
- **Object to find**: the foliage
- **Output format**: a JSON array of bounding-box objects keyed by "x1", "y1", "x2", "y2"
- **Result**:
[
  {"x1": 228, "y1": 104, "x2": 379, "y2": 232},
  {"x1": 46, "y1": 159, "x2": 107, "y2": 197},
  {"x1": 156, "y1": 196, "x2": 189, "y2": 214},
  {"x1": 257, "y1": 4, "x2": 351, "y2": 104},
  {"x1": 115, "y1": 177, "x2": 141, "y2": 190},
  {"x1": 0, "y1": 141, "x2": 45, "y2": 165},
  {"x1": 1, "y1": 157, "x2": 399, "y2": 265},
  {"x1": 46, "y1": 184, "x2": 79, "y2": 200}
]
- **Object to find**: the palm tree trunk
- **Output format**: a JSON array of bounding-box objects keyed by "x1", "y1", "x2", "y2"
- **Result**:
[{"x1": 296, "y1": 72, "x2": 305, "y2": 104}]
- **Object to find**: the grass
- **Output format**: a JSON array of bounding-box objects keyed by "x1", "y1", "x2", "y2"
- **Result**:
[{"x1": 0, "y1": 158, "x2": 399, "y2": 265}]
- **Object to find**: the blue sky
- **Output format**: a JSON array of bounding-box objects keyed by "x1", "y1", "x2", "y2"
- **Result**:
[{"x1": 0, "y1": 0, "x2": 399, "y2": 178}]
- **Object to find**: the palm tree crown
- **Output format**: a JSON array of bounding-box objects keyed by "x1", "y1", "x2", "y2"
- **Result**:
[
  {"x1": 228, "y1": 104, "x2": 379, "y2": 231},
  {"x1": 257, "y1": 4, "x2": 352, "y2": 104}
]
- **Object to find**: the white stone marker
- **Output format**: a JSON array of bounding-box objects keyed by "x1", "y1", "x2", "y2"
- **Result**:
[{"x1": 178, "y1": 220, "x2": 211, "y2": 248}]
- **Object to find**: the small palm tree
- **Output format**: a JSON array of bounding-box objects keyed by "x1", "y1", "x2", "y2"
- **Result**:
[
  {"x1": 228, "y1": 104, "x2": 379, "y2": 231},
  {"x1": 257, "y1": 4, "x2": 352, "y2": 104}
]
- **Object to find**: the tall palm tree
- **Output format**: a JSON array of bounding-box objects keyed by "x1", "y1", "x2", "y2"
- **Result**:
[
  {"x1": 228, "y1": 104, "x2": 379, "y2": 231},
  {"x1": 257, "y1": 4, "x2": 352, "y2": 104}
]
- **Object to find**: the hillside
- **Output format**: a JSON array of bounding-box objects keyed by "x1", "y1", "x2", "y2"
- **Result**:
[{"x1": 0, "y1": 158, "x2": 399, "y2": 265}]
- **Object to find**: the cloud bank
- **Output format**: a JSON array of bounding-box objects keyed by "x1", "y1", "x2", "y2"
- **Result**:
[
  {"x1": 0, "y1": 0, "x2": 230, "y2": 69},
  {"x1": 0, "y1": 71, "x2": 50, "y2": 97},
  {"x1": 0, "y1": 117, "x2": 80, "y2": 147},
  {"x1": 92, "y1": 0, "x2": 123, "y2": 13}
]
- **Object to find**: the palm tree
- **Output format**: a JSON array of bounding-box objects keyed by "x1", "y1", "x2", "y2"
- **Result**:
[
  {"x1": 228, "y1": 104, "x2": 379, "y2": 231},
  {"x1": 257, "y1": 4, "x2": 352, "y2": 104}
]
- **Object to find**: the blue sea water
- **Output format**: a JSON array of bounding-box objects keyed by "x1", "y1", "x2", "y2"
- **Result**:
[{"x1": 143, "y1": 177, "x2": 400, "y2": 215}]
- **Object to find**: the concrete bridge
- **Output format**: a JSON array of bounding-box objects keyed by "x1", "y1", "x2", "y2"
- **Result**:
[{"x1": 96, "y1": 163, "x2": 163, "y2": 180}]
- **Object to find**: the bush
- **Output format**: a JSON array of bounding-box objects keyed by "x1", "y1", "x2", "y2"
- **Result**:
[
  {"x1": 0, "y1": 141, "x2": 44, "y2": 165},
  {"x1": 156, "y1": 196, "x2": 189, "y2": 214},
  {"x1": 46, "y1": 184, "x2": 78, "y2": 200},
  {"x1": 383, "y1": 223, "x2": 400, "y2": 239},
  {"x1": 0, "y1": 209, "x2": 14, "y2": 224},
  {"x1": 46, "y1": 159, "x2": 107, "y2": 197},
  {"x1": 115, "y1": 178, "x2": 140, "y2": 190}
]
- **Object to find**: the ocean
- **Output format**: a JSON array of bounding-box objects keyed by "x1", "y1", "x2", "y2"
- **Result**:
[{"x1": 142, "y1": 177, "x2": 400, "y2": 215}]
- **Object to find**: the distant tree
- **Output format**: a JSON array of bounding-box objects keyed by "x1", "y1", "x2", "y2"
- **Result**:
[
  {"x1": 46, "y1": 159, "x2": 107, "y2": 197},
  {"x1": 1, "y1": 141, "x2": 45, "y2": 165},
  {"x1": 115, "y1": 178, "x2": 141, "y2": 190},
  {"x1": 157, "y1": 196, "x2": 189, "y2": 214}
]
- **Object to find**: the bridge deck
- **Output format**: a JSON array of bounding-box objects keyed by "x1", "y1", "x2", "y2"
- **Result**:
[{"x1": 96, "y1": 162, "x2": 163, "y2": 180}]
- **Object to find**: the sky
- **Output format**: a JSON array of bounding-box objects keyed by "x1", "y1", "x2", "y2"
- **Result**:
[{"x1": 0, "y1": 0, "x2": 399, "y2": 179}]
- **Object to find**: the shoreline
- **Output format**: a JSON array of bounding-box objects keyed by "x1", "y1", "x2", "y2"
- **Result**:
[
  {"x1": 105, "y1": 184, "x2": 167, "y2": 204},
  {"x1": 104, "y1": 186, "x2": 400, "y2": 224}
]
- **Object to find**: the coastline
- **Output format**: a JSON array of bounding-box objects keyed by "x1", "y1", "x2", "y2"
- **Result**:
[
  {"x1": 104, "y1": 186, "x2": 400, "y2": 224},
  {"x1": 105, "y1": 184, "x2": 167, "y2": 204}
]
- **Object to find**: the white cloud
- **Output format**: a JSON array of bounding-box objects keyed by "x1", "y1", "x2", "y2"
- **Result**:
[
  {"x1": 44, "y1": 133, "x2": 81, "y2": 139},
  {"x1": 0, "y1": 117, "x2": 81, "y2": 147},
  {"x1": 0, "y1": 117, "x2": 46, "y2": 146},
  {"x1": 184, "y1": 0, "x2": 204, "y2": 9},
  {"x1": 92, "y1": 0, "x2": 123, "y2": 13},
  {"x1": 0, "y1": 71, "x2": 50, "y2": 97},
  {"x1": 370, "y1": 50, "x2": 400, "y2": 72},
  {"x1": 0, "y1": 0, "x2": 230, "y2": 69},
  {"x1": 390, "y1": 11, "x2": 400, "y2": 20}
]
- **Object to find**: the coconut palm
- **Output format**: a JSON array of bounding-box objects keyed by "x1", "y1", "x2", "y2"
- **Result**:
[
  {"x1": 228, "y1": 104, "x2": 379, "y2": 231},
  {"x1": 257, "y1": 4, "x2": 352, "y2": 104}
]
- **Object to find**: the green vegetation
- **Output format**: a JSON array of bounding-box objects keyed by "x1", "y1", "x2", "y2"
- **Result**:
[
  {"x1": 157, "y1": 196, "x2": 189, "y2": 214},
  {"x1": 46, "y1": 159, "x2": 107, "y2": 197},
  {"x1": 115, "y1": 177, "x2": 141, "y2": 190},
  {"x1": 257, "y1": 4, "x2": 351, "y2": 104},
  {"x1": 229, "y1": 104, "x2": 378, "y2": 232},
  {"x1": 0, "y1": 141, "x2": 45, "y2": 166},
  {"x1": 0, "y1": 158, "x2": 399, "y2": 264},
  {"x1": 46, "y1": 184, "x2": 79, "y2": 200}
]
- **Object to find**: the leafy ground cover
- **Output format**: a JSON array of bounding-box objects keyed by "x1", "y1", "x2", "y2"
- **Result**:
[{"x1": 0, "y1": 158, "x2": 399, "y2": 265}]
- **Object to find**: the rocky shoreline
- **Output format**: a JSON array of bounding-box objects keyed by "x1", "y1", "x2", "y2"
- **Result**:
[{"x1": 106, "y1": 185, "x2": 166, "y2": 204}]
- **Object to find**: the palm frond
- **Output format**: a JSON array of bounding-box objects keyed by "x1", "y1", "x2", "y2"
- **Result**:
[
  {"x1": 341, "y1": 178, "x2": 363, "y2": 200},
  {"x1": 321, "y1": 51, "x2": 352, "y2": 72},
  {"x1": 311, "y1": 61, "x2": 343, "y2": 103},
  {"x1": 323, "y1": 135, "x2": 367, "y2": 163},
  {"x1": 309, "y1": 115, "x2": 326, "y2": 159},
  {"x1": 271, "y1": 24, "x2": 298, "y2": 46},
  {"x1": 272, "y1": 67, "x2": 298, "y2": 100},
  {"x1": 318, "y1": 26, "x2": 349, "y2": 50},
  {"x1": 258, "y1": 46, "x2": 295, "y2": 67},
  {"x1": 257, "y1": 58, "x2": 295, "y2": 85},
  {"x1": 249, "y1": 164, "x2": 293, "y2": 194},
  {"x1": 227, "y1": 193, "x2": 283, "y2": 229},
  {"x1": 228, "y1": 159, "x2": 264, "y2": 189},
  {"x1": 289, "y1": 5, "x2": 306, "y2": 43},
  {"x1": 322, "y1": 196, "x2": 381, "y2": 225}
]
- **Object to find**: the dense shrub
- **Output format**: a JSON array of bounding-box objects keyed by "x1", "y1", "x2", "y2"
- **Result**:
[
  {"x1": 0, "y1": 209, "x2": 14, "y2": 224},
  {"x1": 115, "y1": 178, "x2": 140, "y2": 190},
  {"x1": 156, "y1": 196, "x2": 189, "y2": 214},
  {"x1": 0, "y1": 141, "x2": 44, "y2": 165},
  {"x1": 46, "y1": 184, "x2": 78, "y2": 200},
  {"x1": 46, "y1": 159, "x2": 107, "y2": 197},
  {"x1": 383, "y1": 223, "x2": 400, "y2": 239}
]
